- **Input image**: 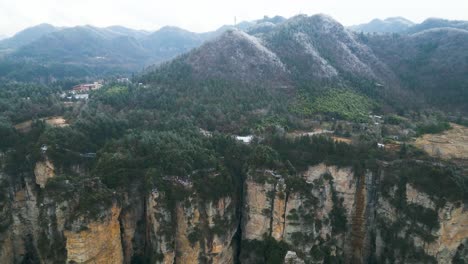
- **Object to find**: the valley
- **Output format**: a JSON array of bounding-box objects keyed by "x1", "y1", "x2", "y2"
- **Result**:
[{"x1": 0, "y1": 12, "x2": 467, "y2": 264}]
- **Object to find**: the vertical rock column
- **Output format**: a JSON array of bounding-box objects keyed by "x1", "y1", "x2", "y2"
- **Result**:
[{"x1": 64, "y1": 205, "x2": 123, "y2": 264}]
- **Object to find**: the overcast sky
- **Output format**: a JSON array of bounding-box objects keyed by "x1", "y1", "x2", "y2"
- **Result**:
[{"x1": 1, "y1": 0, "x2": 467, "y2": 36}]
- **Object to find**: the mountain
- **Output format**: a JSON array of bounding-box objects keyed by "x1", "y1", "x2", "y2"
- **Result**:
[
  {"x1": 0, "y1": 23, "x2": 58, "y2": 51},
  {"x1": 264, "y1": 14, "x2": 399, "y2": 86},
  {"x1": 351, "y1": 17, "x2": 468, "y2": 35},
  {"x1": 350, "y1": 17, "x2": 415, "y2": 33},
  {"x1": 105, "y1": 25, "x2": 150, "y2": 39},
  {"x1": 405, "y1": 18, "x2": 468, "y2": 33},
  {"x1": 149, "y1": 14, "x2": 384, "y2": 84},
  {"x1": 180, "y1": 29, "x2": 289, "y2": 85},
  {"x1": 141, "y1": 13, "x2": 468, "y2": 123},
  {"x1": 0, "y1": 18, "x2": 288, "y2": 81},
  {"x1": 143, "y1": 15, "x2": 407, "y2": 108},
  {"x1": 141, "y1": 26, "x2": 207, "y2": 64},
  {"x1": 366, "y1": 27, "x2": 468, "y2": 111},
  {"x1": 13, "y1": 25, "x2": 149, "y2": 63},
  {"x1": 0, "y1": 25, "x2": 210, "y2": 80}
]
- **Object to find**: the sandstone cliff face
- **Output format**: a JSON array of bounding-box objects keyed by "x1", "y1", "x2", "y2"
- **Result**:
[
  {"x1": 1, "y1": 155, "x2": 466, "y2": 264},
  {"x1": 406, "y1": 185, "x2": 468, "y2": 263},
  {"x1": 0, "y1": 165, "x2": 14, "y2": 264},
  {"x1": 426, "y1": 204, "x2": 468, "y2": 263},
  {"x1": 0, "y1": 230, "x2": 14, "y2": 264},
  {"x1": 147, "y1": 191, "x2": 175, "y2": 264},
  {"x1": 241, "y1": 163, "x2": 467, "y2": 263},
  {"x1": 10, "y1": 179, "x2": 41, "y2": 262},
  {"x1": 242, "y1": 173, "x2": 275, "y2": 240},
  {"x1": 34, "y1": 159, "x2": 55, "y2": 188},
  {"x1": 205, "y1": 197, "x2": 236, "y2": 264},
  {"x1": 120, "y1": 191, "x2": 146, "y2": 264},
  {"x1": 406, "y1": 183, "x2": 436, "y2": 210},
  {"x1": 147, "y1": 181, "x2": 237, "y2": 264},
  {"x1": 174, "y1": 198, "x2": 201, "y2": 264},
  {"x1": 375, "y1": 174, "x2": 468, "y2": 263},
  {"x1": 242, "y1": 164, "x2": 368, "y2": 262},
  {"x1": 64, "y1": 205, "x2": 123, "y2": 264}
]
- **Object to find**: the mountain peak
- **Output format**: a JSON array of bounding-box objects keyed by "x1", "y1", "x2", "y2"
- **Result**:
[
  {"x1": 283, "y1": 14, "x2": 344, "y2": 34},
  {"x1": 216, "y1": 29, "x2": 285, "y2": 67},
  {"x1": 0, "y1": 23, "x2": 59, "y2": 50},
  {"x1": 350, "y1": 17, "x2": 414, "y2": 33},
  {"x1": 176, "y1": 28, "x2": 288, "y2": 86},
  {"x1": 384, "y1": 17, "x2": 414, "y2": 25},
  {"x1": 158, "y1": 26, "x2": 190, "y2": 33}
]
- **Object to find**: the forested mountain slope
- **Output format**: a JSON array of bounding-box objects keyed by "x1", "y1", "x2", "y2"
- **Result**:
[
  {"x1": 0, "y1": 13, "x2": 467, "y2": 264},
  {"x1": 0, "y1": 17, "x2": 286, "y2": 81}
]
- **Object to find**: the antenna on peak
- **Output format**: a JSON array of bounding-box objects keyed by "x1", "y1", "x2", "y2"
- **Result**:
[{"x1": 234, "y1": 16, "x2": 237, "y2": 27}]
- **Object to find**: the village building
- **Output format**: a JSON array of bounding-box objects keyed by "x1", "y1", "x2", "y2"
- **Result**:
[
  {"x1": 235, "y1": 135, "x2": 254, "y2": 144},
  {"x1": 117, "y1": 77, "x2": 130, "y2": 83},
  {"x1": 72, "y1": 82, "x2": 103, "y2": 93}
]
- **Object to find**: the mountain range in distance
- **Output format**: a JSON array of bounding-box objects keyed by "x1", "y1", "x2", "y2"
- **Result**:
[
  {"x1": 350, "y1": 16, "x2": 468, "y2": 33},
  {"x1": 0, "y1": 14, "x2": 467, "y2": 95},
  {"x1": 0, "y1": 16, "x2": 286, "y2": 80}
]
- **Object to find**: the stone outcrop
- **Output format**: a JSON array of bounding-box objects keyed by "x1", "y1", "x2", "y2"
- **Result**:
[
  {"x1": 147, "y1": 183, "x2": 237, "y2": 264},
  {"x1": 174, "y1": 199, "x2": 201, "y2": 264},
  {"x1": 271, "y1": 179, "x2": 287, "y2": 241},
  {"x1": 147, "y1": 191, "x2": 175, "y2": 264},
  {"x1": 34, "y1": 159, "x2": 55, "y2": 188},
  {"x1": 10, "y1": 179, "x2": 41, "y2": 262},
  {"x1": 406, "y1": 183, "x2": 436, "y2": 209},
  {"x1": 2, "y1": 157, "x2": 467, "y2": 264},
  {"x1": 284, "y1": 250, "x2": 305, "y2": 264},
  {"x1": 0, "y1": 231, "x2": 14, "y2": 264},
  {"x1": 64, "y1": 205, "x2": 123, "y2": 264},
  {"x1": 425, "y1": 203, "x2": 468, "y2": 263},
  {"x1": 205, "y1": 197, "x2": 236, "y2": 264},
  {"x1": 242, "y1": 165, "x2": 371, "y2": 262},
  {"x1": 242, "y1": 173, "x2": 275, "y2": 240}
]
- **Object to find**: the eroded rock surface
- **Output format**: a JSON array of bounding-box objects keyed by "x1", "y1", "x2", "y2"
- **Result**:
[
  {"x1": 64, "y1": 205, "x2": 123, "y2": 264},
  {"x1": 34, "y1": 159, "x2": 55, "y2": 188}
]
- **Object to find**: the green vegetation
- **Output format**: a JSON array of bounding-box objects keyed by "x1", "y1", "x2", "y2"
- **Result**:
[
  {"x1": 404, "y1": 162, "x2": 466, "y2": 204},
  {"x1": 329, "y1": 180, "x2": 347, "y2": 234},
  {"x1": 384, "y1": 114, "x2": 408, "y2": 125},
  {"x1": 290, "y1": 89, "x2": 374, "y2": 122},
  {"x1": 188, "y1": 227, "x2": 201, "y2": 245},
  {"x1": 45, "y1": 175, "x2": 116, "y2": 222},
  {"x1": 240, "y1": 237, "x2": 289, "y2": 264},
  {"x1": 416, "y1": 121, "x2": 451, "y2": 135},
  {"x1": 0, "y1": 82, "x2": 64, "y2": 123}
]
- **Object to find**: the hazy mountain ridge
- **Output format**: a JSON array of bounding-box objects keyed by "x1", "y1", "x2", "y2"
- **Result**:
[
  {"x1": 365, "y1": 27, "x2": 468, "y2": 111},
  {"x1": 351, "y1": 16, "x2": 468, "y2": 34},
  {"x1": 0, "y1": 16, "x2": 287, "y2": 79},
  {"x1": 350, "y1": 17, "x2": 415, "y2": 33},
  {"x1": 0, "y1": 23, "x2": 59, "y2": 52}
]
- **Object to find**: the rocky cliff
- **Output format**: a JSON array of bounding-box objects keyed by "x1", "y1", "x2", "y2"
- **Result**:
[
  {"x1": 64, "y1": 205, "x2": 123, "y2": 264},
  {"x1": 0, "y1": 155, "x2": 466, "y2": 264},
  {"x1": 240, "y1": 162, "x2": 467, "y2": 263},
  {"x1": 146, "y1": 178, "x2": 238, "y2": 264},
  {"x1": 34, "y1": 159, "x2": 55, "y2": 188}
]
